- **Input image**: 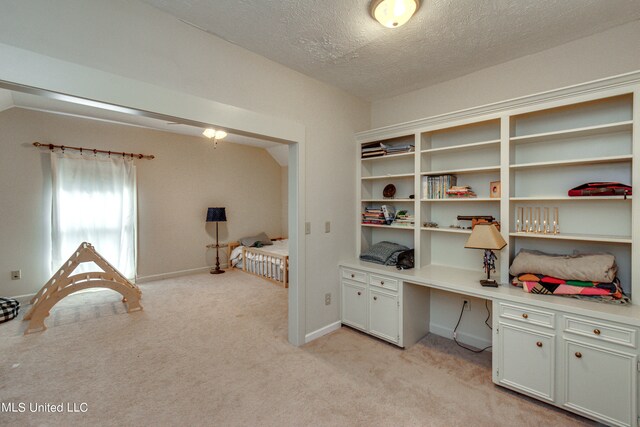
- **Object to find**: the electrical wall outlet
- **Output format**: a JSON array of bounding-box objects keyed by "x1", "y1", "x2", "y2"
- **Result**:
[
  {"x1": 325, "y1": 221, "x2": 330, "y2": 233},
  {"x1": 11, "y1": 270, "x2": 21, "y2": 280},
  {"x1": 325, "y1": 293, "x2": 331, "y2": 305},
  {"x1": 305, "y1": 222, "x2": 311, "y2": 235},
  {"x1": 463, "y1": 300, "x2": 470, "y2": 311}
]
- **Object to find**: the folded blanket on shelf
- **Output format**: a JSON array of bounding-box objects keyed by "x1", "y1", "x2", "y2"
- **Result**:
[
  {"x1": 509, "y1": 249, "x2": 617, "y2": 283},
  {"x1": 513, "y1": 273, "x2": 629, "y2": 304},
  {"x1": 360, "y1": 241, "x2": 409, "y2": 265}
]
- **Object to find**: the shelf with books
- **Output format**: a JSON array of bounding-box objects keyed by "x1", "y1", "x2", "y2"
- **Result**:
[
  {"x1": 361, "y1": 134, "x2": 415, "y2": 160},
  {"x1": 356, "y1": 86, "x2": 636, "y2": 299}
]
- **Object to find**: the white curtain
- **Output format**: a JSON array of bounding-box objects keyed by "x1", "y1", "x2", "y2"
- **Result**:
[{"x1": 51, "y1": 152, "x2": 137, "y2": 279}]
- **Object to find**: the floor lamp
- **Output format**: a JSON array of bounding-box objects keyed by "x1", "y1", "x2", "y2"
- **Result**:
[{"x1": 207, "y1": 207, "x2": 227, "y2": 274}]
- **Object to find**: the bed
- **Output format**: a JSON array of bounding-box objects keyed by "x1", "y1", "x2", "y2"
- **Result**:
[{"x1": 228, "y1": 239, "x2": 289, "y2": 288}]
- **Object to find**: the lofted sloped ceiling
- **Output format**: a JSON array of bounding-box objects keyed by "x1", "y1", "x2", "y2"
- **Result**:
[
  {"x1": 0, "y1": 88, "x2": 289, "y2": 166},
  {"x1": 141, "y1": 0, "x2": 640, "y2": 101}
]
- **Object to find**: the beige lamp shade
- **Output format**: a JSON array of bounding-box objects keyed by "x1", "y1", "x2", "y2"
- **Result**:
[{"x1": 464, "y1": 224, "x2": 507, "y2": 250}]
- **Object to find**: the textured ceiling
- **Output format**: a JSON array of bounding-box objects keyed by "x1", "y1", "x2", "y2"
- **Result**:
[{"x1": 140, "y1": 0, "x2": 640, "y2": 101}]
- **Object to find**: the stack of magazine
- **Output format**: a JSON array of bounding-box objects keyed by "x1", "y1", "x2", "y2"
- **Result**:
[{"x1": 380, "y1": 142, "x2": 414, "y2": 155}]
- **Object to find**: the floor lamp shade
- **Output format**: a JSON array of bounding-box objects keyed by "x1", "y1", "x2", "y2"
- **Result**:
[{"x1": 206, "y1": 207, "x2": 227, "y2": 222}]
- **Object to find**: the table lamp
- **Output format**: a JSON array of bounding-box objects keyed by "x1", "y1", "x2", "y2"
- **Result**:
[
  {"x1": 206, "y1": 207, "x2": 227, "y2": 274},
  {"x1": 464, "y1": 223, "x2": 507, "y2": 287}
]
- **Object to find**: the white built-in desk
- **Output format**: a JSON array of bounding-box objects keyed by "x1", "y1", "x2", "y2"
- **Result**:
[{"x1": 339, "y1": 260, "x2": 640, "y2": 427}]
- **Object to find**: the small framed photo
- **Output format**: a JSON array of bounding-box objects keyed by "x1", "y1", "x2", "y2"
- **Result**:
[{"x1": 490, "y1": 181, "x2": 501, "y2": 198}]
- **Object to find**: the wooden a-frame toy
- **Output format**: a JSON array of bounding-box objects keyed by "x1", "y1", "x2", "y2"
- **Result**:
[{"x1": 23, "y1": 242, "x2": 142, "y2": 334}]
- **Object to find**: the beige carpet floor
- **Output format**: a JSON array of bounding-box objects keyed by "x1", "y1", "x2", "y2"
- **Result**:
[{"x1": 0, "y1": 270, "x2": 593, "y2": 426}]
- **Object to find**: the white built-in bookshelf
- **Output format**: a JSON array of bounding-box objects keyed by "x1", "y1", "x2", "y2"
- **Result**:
[{"x1": 356, "y1": 89, "x2": 639, "y2": 300}]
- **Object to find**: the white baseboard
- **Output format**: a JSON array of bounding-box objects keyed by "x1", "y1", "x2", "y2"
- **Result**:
[
  {"x1": 429, "y1": 322, "x2": 492, "y2": 351},
  {"x1": 305, "y1": 321, "x2": 342, "y2": 343},
  {"x1": 10, "y1": 293, "x2": 36, "y2": 305},
  {"x1": 136, "y1": 266, "x2": 223, "y2": 284}
]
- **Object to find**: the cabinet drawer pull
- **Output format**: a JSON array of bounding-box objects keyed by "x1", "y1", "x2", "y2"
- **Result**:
[
  {"x1": 373, "y1": 296, "x2": 378, "y2": 301},
  {"x1": 593, "y1": 329, "x2": 601, "y2": 335},
  {"x1": 380, "y1": 281, "x2": 385, "y2": 285},
  {"x1": 351, "y1": 274, "x2": 355, "y2": 278},
  {"x1": 357, "y1": 291, "x2": 361, "y2": 296},
  {"x1": 536, "y1": 341, "x2": 542, "y2": 347},
  {"x1": 522, "y1": 313, "x2": 528, "y2": 319},
  {"x1": 575, "y1": 352, "x2": 582, "y2": 358}
]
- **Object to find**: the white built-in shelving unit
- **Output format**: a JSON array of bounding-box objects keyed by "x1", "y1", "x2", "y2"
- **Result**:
[{"x1": 356, "y1": 88, "x2": 638, "y2": 300}]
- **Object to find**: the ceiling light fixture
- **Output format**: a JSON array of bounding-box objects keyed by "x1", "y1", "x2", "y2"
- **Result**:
[
  {"x1": 202, "y1": 128, "x2": 227, "y2": 148},
  {"x1": 370, "y1": 0, "x2": 420, "y2": 28}
]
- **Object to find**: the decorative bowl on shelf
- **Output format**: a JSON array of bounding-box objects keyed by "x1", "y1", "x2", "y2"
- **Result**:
[{"x1": 383, "y1": 184, "x2": 396, "y2": 198}]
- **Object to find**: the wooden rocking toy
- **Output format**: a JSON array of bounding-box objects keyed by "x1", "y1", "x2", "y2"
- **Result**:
[{"x1": 23, "y1": 242, "x2": 142, "y2": 334}]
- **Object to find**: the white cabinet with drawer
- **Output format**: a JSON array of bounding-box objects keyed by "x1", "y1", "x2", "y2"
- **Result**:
[
  {"x1": 495, "y1": 301, "x2": 556, "y2": 402},
  {"x1": 340, "y1": 267, "x2": 401, "y2": 346},
  {"x1": 497, "y1": 322, "x2": 555, "y2": 402},
  {"x1": 564, "y1": 339, "x2": 636, "y2": 427},
  {"x1": 561, "y1": 315, "x2": 638, "y2": 427},
  {"x1": 494, "y1": 299, "x2": 640, "y2": 426},
  {"x1": 369, "y1": 289, "x2": 399, "y2": 343},
  {"x1": 341, "y1": 281, "x2": 368, "y2": 331}
]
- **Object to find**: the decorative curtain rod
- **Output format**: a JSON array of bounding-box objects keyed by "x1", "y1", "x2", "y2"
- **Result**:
[{"x1": 32, "y1": 142, "x2": 155, "y2": 160}]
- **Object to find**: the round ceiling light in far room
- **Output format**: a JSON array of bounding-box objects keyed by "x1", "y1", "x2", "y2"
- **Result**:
[
  {"x1": 370, "y1": 0, "x2": 420, "y2": 28},
  {"x1": 202, "y1": 128, "x2": 227, "y2": 140}
]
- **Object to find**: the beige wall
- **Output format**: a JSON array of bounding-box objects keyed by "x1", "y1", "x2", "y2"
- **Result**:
[
  {"x1": 372, "y1": 20, "x2": 640, "y2": 127},
  {"x1": 0, "y1": 108, "x2": 284, "y2": 297},
  {"x1": 0, "y1": 0, "x2": 371, "y2": 334}
]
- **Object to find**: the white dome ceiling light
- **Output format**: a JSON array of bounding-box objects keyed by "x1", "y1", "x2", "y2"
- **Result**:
[{"x1": 370, "y1": 0, "x2": 420, "y2": 28}]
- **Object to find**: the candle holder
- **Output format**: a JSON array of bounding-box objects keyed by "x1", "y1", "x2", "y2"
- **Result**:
[{"x1": 553, "y1": 207, "x2": 560, "y2": 235}]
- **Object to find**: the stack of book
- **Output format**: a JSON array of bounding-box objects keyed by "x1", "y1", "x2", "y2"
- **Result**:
[
  {"x1": 362, "y1": 205, "x2": 396, "y2": 225},
  {"x1": 422, "y1": 174, "x2": 457, "y2": 199},
  {"x1": 362, "y1": 207, "x2": 385, "y2": 225},
  {"x1": 393, "y1": 211, "x2": 415, "y2": 227},
  {"x1": 380, "y1": 142, "x2": 414, "y2": 155},
  {"x1": 446, "y1": 185, "x2": 477, "y2": 198},
  {"x1": 361, "y1": 143, "x2": 384, "y2": 158}
]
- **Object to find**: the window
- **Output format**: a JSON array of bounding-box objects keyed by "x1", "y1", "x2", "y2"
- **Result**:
[{"x1": 50, "y1": 153, "x2": 137, "y2": 279}]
